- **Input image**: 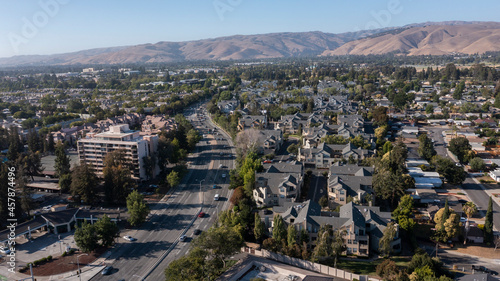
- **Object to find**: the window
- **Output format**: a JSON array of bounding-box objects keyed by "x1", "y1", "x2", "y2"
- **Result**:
[
  {"x1": 359, "y1": 230, "x2": 364, "y2": 236},
  {"x1": 340, "y1": 197, "x2": 345, "y2": 201},
  {"x1": 340, "y1": 190, "x2": 345, "y2": 195}
]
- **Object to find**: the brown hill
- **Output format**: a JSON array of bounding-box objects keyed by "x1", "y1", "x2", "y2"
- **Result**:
[
  {"x1": 0, "y1": 31, "x2": 362, "y2": 66},
  {"x1": 323, "y1": 22, "x2": 500, "y2": 56}
]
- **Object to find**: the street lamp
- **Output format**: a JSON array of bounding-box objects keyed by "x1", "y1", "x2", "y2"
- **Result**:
[{"x1": 77, "y1": 253, "x2": 88, "y2": 281}]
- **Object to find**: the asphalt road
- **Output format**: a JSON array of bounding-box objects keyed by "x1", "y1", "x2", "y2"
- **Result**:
[
  {"x1": 426, "y1": 126, "x2": 499, "y2": 232},
  {"x1": 91, "y1": 105, "x2": 235, "y2": 281}
]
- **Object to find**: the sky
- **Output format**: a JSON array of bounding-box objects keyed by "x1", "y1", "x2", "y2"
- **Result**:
[{"x1": 0, "y1": 0, "x2": 499, "y2": 58}]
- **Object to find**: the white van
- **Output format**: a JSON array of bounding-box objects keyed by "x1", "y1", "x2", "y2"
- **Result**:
[{"x1": 214, "y1": 194, "x2": 220, "y2": 201}]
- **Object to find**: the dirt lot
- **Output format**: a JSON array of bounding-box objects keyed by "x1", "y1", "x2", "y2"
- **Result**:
[
  {"x1": 19, "y1": 248, "x2": 106, "y2": 277},
  {"x1": 454, "y1": 245, "x2": 500, "y2": 259}
]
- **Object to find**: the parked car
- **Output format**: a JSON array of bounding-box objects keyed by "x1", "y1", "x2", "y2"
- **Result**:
[
  {"x1": 221, "y1": 174, "x2": 226, "y2": 178},
  {"x1": 101, "y1": 266, "x2": 113, "y2": 275}
]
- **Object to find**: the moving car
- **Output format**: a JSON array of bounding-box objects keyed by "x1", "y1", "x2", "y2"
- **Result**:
[
  {"x1": 101, "y1": 266, "x2": 113, "y2": 275},
  {"x1": 0, "y1": 247, "x2": 11, "y2": 254},
  {"x1": 123, "y1": 235, "x2": 137, "y2": 241},
  {"x1": 198, "y1": 212, "x2": 206, "y2": 218},
  {"x1": 194, "y1": 229, "x2": 202, "y2": 235},
  {"x1": 212, "y1": 184, "x2": 217, "y2": 189},
  {"x1": 179, "y1": 235, "x2": 187, "y2": 242}
]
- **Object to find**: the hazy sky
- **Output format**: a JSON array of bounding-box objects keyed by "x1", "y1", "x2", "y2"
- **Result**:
[{"x1": 1, "y1": 0, "x2": 499, "y2": 58}]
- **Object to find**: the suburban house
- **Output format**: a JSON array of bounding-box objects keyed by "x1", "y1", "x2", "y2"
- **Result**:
[
  {"x1": 253, "y1": 162, "x2": 304, "y2": 207},
  {"x1": 268, "y1": 201, "x2": 400, "y2": 256}
]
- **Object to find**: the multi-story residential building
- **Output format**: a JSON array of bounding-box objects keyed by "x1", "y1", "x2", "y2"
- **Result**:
[
  {"x1": 77, "y1": 124, "x2": 159, "y2": 180},
  {"x1": 253, "y1": 162, "x2": 304, "y2": 207},
  {"x1": 268, "y1": 200, "x2": 400, "y2": 257},
  {"x1": 298, "y1": 142, "x2": 371, "y2": 168},
  {"x1": 328, "y1": 164, "x2": 374, "y2": 205}
]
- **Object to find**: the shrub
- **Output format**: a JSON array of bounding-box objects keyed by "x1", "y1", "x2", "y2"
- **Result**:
[
  {"x1": 61, "y1": 251, "x2": 67, "y2": 257},
  {"x1": 69, "y1": 248, "x2": 76, "y2": 255}
]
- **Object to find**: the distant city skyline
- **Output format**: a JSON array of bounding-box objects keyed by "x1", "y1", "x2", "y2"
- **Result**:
[{"x1": 1, "y1": 0, "x2": 499, "y2": 58}]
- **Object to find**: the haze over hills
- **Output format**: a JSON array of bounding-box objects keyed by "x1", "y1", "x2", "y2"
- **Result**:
[
  {"x1": 324, "y1": 22, "x2": 500, "y2": 56},
  {"x1": 1, "y1": 21, "x2": 499, "y2": 66}
]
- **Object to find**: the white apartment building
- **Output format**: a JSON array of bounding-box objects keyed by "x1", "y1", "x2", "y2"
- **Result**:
[{"x1": 78, "y1": 124, "x2": 159, "y2": 180}]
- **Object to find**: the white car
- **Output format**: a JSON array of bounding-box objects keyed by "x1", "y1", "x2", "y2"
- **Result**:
[
  {"x1": 179, "y1": 235, "x2": 187, "y2": 242},
  {"x1": 0, "y1": 247, "x2": 11, "y2": 254},
  {"x1": 460, "y1": 217, "x2": 468, "y2": 223},
  {"x1": 221, "y1": 174, "x2": 226, "y2": 178},
  {"x1": 123, "y1": 235, "x2": 136, "y2": 241}
]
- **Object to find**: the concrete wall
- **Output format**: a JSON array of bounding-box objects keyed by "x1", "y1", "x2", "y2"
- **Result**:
[{"x1": 243, "y1": 247, "x2": 380, "y2": 281}]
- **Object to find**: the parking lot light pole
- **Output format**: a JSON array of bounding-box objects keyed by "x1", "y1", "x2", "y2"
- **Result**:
[{"x1": 77, "y1": 253, "x2": 88, "y2": 281}]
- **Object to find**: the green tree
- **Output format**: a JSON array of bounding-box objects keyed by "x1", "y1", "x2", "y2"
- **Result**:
[
  {"x1": 58, "y1": 173, "x2": 72, "y2": 193},
  {"x1": 22, "y1": 152, "x2": 44, "y2": 181},
  {"x1": 54, "y1": 141, "x2": 71, "y2": 177},
  {"x1": 103, "y1": 150, "x2": 135, "y2": 204},
  {"x1": 7, "y1": 127, "x2": 22, "y2": 162},
  {"x1": 417, "y1": 134, "x2": 436, "y2": 161},
  {"x1": 393, "y1": 194, "x2": 416, "y2": 232},
  {"x1": 462, "y1": 201, "x2": 477, "y2": 221},
  {"x1": 164, "y1": 247, "x2": 207, "y2": 281},
  {"x1": 469, "y1": 157, "x2": 486, "y2": 171},
  {"x1": 372, "y1": 106, "x2": 388, "y2": 126},
  {"x1": 382, "y1": 141, "x2": 393, "y2": 154},
  {"x1": 272, "y1": 215, "x2": 287, "y2": 246},
  {"x1": 74, "y1": 221, "x2": 99, "y2": 253},
  {"x1": 433, "y1": 156, "x2": 466, "y2": 185},
  {"x1": 433, "y1": 204, "x2": 460, "y2": 242},
  {"x1": 376, "y1": 259, "x2": 407, "y2": 281},
  {"x1": 484, "y1": 197, "x2": 494, "y2": 244},
  {"x1": 126, "y1": 190, "x2": 150, "y2": 226},
  {"x1": 425, "y1": 104, "x2": 435, "y2": 114},
  {"x1": 70, "y1": 163, "x2": 98, "y2": 204},
  {"x1": 287, "y1": 224, "x2": 297, "y2": 247},
  {"x1": 448, "y1": 137, "x2": 471, "y2": 163},
  {"x1": 287, "y1": 143, "x2": 299, "y2": 155},
  {"x1": 254, "y1": 213, "x2": 265, "y2": 243},
  {"x1": 95, "y1": 215, "x2": 119, "y2": 247},
  {"x1": 192, "y1": 226, "x2": 244, "y2": 268},
  {"x1": 312, "y1": 225, "x2": 332, "y2": 261},
  {"x1": 379, "y1": 223, "x2": 397, "y2": 257},
  {"x1": 166, "y1": 170, "x2": 181, "y2": 188},
  {"x1": 373, "y1": 168, "x2": 414, "y2": 207},
  {"x1": 319, "y1": 195, "x2": 329, "y2": 208},
  {"x1": 331, "y1": 229, "x2": 346, "y2": 268}
]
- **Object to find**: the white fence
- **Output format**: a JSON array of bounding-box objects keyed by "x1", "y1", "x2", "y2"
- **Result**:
[{"x1": 242, "y1": 247, "x2": 381, "y2": 281}]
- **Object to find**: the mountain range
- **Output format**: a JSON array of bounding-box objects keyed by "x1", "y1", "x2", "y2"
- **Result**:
[{"x1": 1, "y1": 21, "x2": 499, "y2": 66}]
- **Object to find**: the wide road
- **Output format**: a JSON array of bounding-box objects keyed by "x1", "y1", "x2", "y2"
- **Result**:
[{"x1": 91, "y1": 105, "x2": 235, "y2": 281}]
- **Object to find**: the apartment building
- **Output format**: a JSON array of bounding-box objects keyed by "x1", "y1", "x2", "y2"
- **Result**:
[{"x1": 78, "y1": 124, "x2": 159, "y2": 180}]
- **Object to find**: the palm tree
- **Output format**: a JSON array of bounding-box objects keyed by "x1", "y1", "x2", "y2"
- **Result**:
[
  {"x1": 462, "y1": 201, "x2": 477, "y2": 245},
  {"x1": 462, "y1": 201, "x2": 477, "y2": 220}
]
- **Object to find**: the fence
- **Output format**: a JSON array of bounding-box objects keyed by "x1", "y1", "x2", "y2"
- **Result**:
[{"x1": 242, "y1": 247, "x2": 381, "y2": 281}]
